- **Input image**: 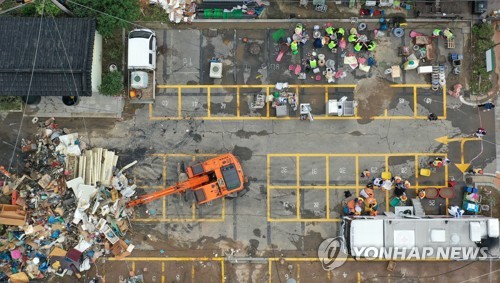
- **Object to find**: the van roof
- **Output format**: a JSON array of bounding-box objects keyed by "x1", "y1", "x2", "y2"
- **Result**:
[{"x1": 128, "y1": 30, "x2": 154, "y2": 69}]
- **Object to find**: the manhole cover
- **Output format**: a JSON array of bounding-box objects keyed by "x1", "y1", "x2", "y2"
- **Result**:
[{"x1": 249, "y1": 43, "x2": 261, "y2": 55}]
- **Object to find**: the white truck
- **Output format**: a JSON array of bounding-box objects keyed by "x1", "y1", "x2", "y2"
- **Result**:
[{"x1": 127, "y1": 29, "x2": 156, "y2": 103}]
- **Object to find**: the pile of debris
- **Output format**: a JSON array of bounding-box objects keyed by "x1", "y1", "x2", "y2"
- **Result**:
[
  {"x1": 150, "y1": 0, "x2": 197, "y2": 23},
  {"x1": 0, "y1": 118, "x2": 137, "y2": 281}
]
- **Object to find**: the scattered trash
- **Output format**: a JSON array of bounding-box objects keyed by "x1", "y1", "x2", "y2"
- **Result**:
[{"x1": 0, "y1": 119, "x2": 137, "y2": 281}]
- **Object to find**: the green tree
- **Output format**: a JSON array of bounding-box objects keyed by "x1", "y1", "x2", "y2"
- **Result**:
[
  {"x1": 472, "y1": 23, "x2": 494, "y2": 40},
  {"x1": 99, "y1": 71, "x2": 124, "y2": 96},
  {"x1": 35, "y1": 0, "x2": 61, "y2": 16},
  {"x1": 68, "y1": 0, "x2": 140, "y2": 38}
]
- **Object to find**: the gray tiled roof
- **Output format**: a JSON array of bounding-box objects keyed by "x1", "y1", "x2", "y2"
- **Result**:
[{"x1": 0, "y1": 17, "x2": 96, "y2": 97}]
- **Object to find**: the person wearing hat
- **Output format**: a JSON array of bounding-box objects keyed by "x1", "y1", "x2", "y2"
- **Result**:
[
  {"x1": 348, "y1": 33, "x2": 358, "y2": 43},
  {"x1": 354, "y1": 42, "x2": 363, "y2": 52},
  {"x1": 290, "y1": 41, "x2": 298, "y2": 55},
  {"x1": 367, "y1": 41, "x2": 377, "y2": 51},
  {"x1": 336, "y1": 27, "x2": 345, "y2": 39},
  {"x1": 309, "y1": 57, "x2": 318, "y2": 69},
  {"x1": 327, "y1": 39, "x2": 337, "y2": 50},
  {"x1": 325, "y1": 26, "x2": 335, "y2": 36},
  {"x1": 432, "y1": 29, "x2": 443, "y2": 37}
]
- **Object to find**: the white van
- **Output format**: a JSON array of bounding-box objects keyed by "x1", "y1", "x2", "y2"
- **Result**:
[{"x1": 128, "y1": 29, "x2": 156, "y2": 70}]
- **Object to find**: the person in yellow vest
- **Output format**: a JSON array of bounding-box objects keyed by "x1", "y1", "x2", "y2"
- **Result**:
[
  {"x1": 309, "y1": 58, "x2": 317, "y2": 69},
  {"x1": 443, "y1": 28, "x2": 454, "y2": 39},
  {"x1": 327, "y1": 40, "x2": 337, "y2": 50},
  {"x1": 367, "y1": 40, "x2": 376, "y2": 51},
  {"x1": 290, "y1": 41, "x2": 298, "y2": 55},
  {"x1": 336, "y1": 27, "x2": 345, "y2": 39},
  {"x1": 348, "y1": 33, "x2": 358, "y2": 43},
  {"x1": 354, "y1": 42, "x2": 362, "y2": 52},
  {"x1": 325, "y1": 26, "x2": 334, "y2": 36},
  {"x1": 432, "y1": 29, "x2": 442, "y2": 37}
]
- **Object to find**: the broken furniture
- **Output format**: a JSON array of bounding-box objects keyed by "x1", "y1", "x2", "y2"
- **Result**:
[
  {"x1": 0, "y1": 204, "x2": 26, "y2": 226},
  {"x1": 391, "y1": 65, "x2": 402, "y2": 82},
  {"x1": 250, "y1": 94, "x2": 266, "y2": 109}
]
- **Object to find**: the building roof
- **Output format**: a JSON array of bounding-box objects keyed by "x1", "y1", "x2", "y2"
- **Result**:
[{"x1": 0, "y1": 17, "x2": 96, "y2": 97}]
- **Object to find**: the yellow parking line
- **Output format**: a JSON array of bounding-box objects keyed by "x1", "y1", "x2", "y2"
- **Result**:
[
  {"x1": 207, "y1": 87, "x2": 211, "y2": 117},
  {"x1": 266, "y1": 86, "x2": 270, "y2": 118},
  {"x1": 268, "y1": 261, "x2": 272, "y2": 283},
  {"x1": 132, "y1": 262, "x2": 135, "y2": 273},
  {"x1": 268, "y1": 218, "x2": 341, "y2": 222},
  {"x1": 415, "y1": 155, "x2": 419, "y2": 194},
  {"x1": 385, "y1": 156, "x2": 389, "y2": 212},
  {"x1": 237, "y1": 86, "x2": 241, "y2": 117},
  {"x1": 268, "y1": 153, "x2": 447, "y2": 157},
  {"x1": 177, "y1": 87, "x2": 182, "y2": 118},
  {"x1": 355, "y1": 156, "x2": 360, "y2": 195},
  {"x1": 390, "y1": 84, "x2": 431, "y2": 88},
  {"x1": 297, "y1": 263, "x2": 300, "y2": 282},
  {"x1": 326, "y1": 156, "x2": 330, "y2": 219},
  {"x1": 162, "y1": 262, "x2": 165, "y2": 283},
  {"x1": 296, "y1": 156, "x2": 300, "y2": 220},
  {"x1": 192, "y1": 264, "x2": 195, "y2": 282},
  {"x1": 267, "y1": 155, "x2": 271, "y2": 222},
  {"x1": 357, "y1": 272, "x2": 361, "y2": 283},
  {"x1": 221, "y1": 260, "x2": 225, "y2": 283},
  {"x1": 413, "y1": 86, "x2": 418, "y2": 117}
]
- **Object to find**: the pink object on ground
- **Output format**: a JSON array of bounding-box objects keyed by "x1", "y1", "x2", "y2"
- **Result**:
[
  {"x1": 357, "y1": 57, "x2": 367, "y2": 64},
  {"x1": 294, "y1": 65, "x2": 302, "y2": 75},
  {"x1": 339, "y1": 39, "x2": 346, "y2": 49},
  {"x1": 409, "y1": 30, "x2": 425, "y2": 38},
  {"x1": 276, "y1": 51, "x2": 284, "y2": 62},
  {"x1": 315, "y1": 74, "x2": 322, "y2": 81},
  {"x1": 11, "y1": 250, "x2": 21, "y2": 259},
  {"x1": 289, "y1": 65, "x2": 295, "y2": 71}
]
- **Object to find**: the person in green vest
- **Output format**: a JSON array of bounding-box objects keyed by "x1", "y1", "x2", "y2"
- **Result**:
[
  {"x1": 309, "y1": 58, "x2": 318, "y2": 69},
  {"x1": 291, "y1": 41, "x2": 298, "y2": 55},
  {"x1": 354, "y1": 42, "x2": 362, "y2": 52},
  {"x1": 336, "y1": 27, "x2": 345, "y2": 39},
  {"x1": 328, "y1": 40, "x2": 337, "y2": 50},
  {"x1": 367, "y1": 41, "x2": 376, "y2": 51},
  {"x1": 432, "y1": 29, "x2": 442, "y2": 37},
  {"x1": 348, "y1": 34, "x2": 358, "y2": 43},
  {"x1": 325, "y1": 26, "x2": 335, "y2": 36}
]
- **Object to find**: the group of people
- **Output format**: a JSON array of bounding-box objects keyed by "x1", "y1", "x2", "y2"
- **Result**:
[
  {"x1": 292, "y1": 24, "x2": 377, "y2": 54},
  {"x1": 344, "y1": 170, "x2": 415, "y2": 216}
]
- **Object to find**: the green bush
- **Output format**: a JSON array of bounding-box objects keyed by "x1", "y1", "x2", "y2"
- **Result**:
[
  {"x1": 472, "y1": 23, "x2": 494, "y2": 40},
  {"x1": 0, "y1": 96, "x2": 22, "y2": 111},
  {"x1": 68, "y1": 0, "x2": 140, "y2": 38},
  {"x1": 35, "y1": 0, "x2": 60, "y2": 16},
  {"x1": 99, "y1": 71, "x2": 124, "y2": 96},
  {"x1": 18, "y1": 3, "x2": 36, "y2": 16}
]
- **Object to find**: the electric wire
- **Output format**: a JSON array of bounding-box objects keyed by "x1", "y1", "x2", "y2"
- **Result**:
[{"x1": 7, "y1": 0, "x2": 46, "y2": 171}]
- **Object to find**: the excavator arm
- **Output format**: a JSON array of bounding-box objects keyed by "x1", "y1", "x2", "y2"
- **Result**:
[{"x1": 126, "y1": 174, "x2": 210, "y2": 208}]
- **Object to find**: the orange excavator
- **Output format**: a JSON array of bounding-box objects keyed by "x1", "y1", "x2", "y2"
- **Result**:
[{"x1": 126, "y1": 153, "x2": 245, "y2": 208}]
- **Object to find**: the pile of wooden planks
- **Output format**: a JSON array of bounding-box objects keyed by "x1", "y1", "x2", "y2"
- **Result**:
[{"x1": 65, "y1": 148, "x2": 118, "y2": 187}]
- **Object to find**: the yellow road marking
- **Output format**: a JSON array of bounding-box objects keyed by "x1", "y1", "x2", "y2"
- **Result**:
[
  {"x1": 268, "y1": 260, "x2": 272, "y2": 283},
  {"x1": 357, "y1": 272, "x2": 361, "y2": 283},
  {"x1": 221, "y1": 260, "x2": 225, "y2": 283},
  {"x1": 267, "y1": 154, "x2": 271, "y2": 222},
  {"x1": 192, "y1": 264, "x2": 195, "y2": 282},
  {"x1": 177, "y1": 87, "x2": 182, "y2": 118},
  {"x1": 296, "y1": 156, "x2": 300, "y2": 220},
  {"x1": 162, "y1": 262, "x2": 165, "y2": 283},
  {"x1": 443, "y1": 85, "x2": 447, "y2": 118},
  {"x1": 326, "y1": 156, "x2": 330, "y2": 219},
  {"x1": 268, "y1": 153, "x2": 447, "y2": 157},
  {"x1": 297, "y1": 263, "x2": 300, "y2": 282},
  {"x1": 385, "y1": 155, "x2": 389, "y2": 212},
  {"x1": 237, "y1": 86, "x2": 241, "y2": 117},
  {"x1": 207, "y1": 87, "x2": 211, "y2": 117},
  {"x1": 413, "y1": 86, "x2": 418, "y2": 117},
  {"x1": 355, "y1": 156, "x2": 360, "y2": 195},
  {"x1": 132, "y1": 262, "x2": 135, "y2": 273}
]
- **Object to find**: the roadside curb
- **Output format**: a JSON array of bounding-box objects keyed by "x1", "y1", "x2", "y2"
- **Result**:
[{"x1": 470, "y1": 172, "x2": 500, "y2": 189}]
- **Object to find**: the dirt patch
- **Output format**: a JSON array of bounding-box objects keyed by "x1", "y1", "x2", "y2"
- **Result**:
[{"x1": 355, "y1": 77, "x2": 398, "y2": 122}]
